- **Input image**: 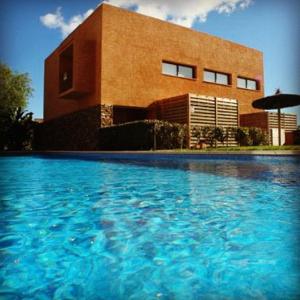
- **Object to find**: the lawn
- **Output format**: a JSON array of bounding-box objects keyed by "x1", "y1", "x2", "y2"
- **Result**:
[{"x1": 159, "y1": 145, "x2": 300, "y2": 152}]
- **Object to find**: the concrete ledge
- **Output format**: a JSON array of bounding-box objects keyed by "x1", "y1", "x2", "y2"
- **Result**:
[{"x1": 1, "y1": 150, "x2": 300, "y2": 157}]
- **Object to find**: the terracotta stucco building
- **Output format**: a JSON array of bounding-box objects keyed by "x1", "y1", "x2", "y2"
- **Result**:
[{"x1": 44, "y1": 3, "x2": 264, "y2": 124}]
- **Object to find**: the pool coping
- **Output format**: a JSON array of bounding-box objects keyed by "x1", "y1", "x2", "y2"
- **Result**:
[{"x1": 1, "y1": 150, "x2": 300, "y2": 157}]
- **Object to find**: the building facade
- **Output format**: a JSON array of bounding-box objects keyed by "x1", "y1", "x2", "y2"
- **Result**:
[{"x1": 44, "y1": 3, "x2": 264, "y2": 123}]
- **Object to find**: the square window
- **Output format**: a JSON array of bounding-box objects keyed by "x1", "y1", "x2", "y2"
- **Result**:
[
  {"x1": 162, "y1": 62, "x2": 177, "y2": 76},
  {"x1": 204, "y1": 70, "x2": 215, "y2": 83},
  {"x1": 237, "y1": 77, "x2": 246, "y2": 89},
  {"x1": 216, "y1": 73, "x2": 229, "y2": 85},
  {"x1": 178, "y1": 65, "x2": 194, "y2": 78},
  {"x1": 247, "y1": 79, "x2": 257, "y2": 90}
]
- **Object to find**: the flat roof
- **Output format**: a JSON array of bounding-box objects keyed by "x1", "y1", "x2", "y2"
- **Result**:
[{"x1": 46, "y1": 2, "x2": 262, "y2": 60}]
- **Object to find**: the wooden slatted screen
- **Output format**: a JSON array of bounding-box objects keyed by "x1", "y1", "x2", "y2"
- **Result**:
[
  {"x1": 268, "y1": 112, "x2": 297, "y2": 132},
  {"x1": 189, "y1": 94, "x2": 238, "y2": 147},
  {"x1": 151, "y1": 93, "x2": 239, "y2": 148},
  {"x1": 158, "y1": 95, "x2": 188, "y2": 124}
]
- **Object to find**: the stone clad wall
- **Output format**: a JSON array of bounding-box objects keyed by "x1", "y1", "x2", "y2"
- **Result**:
[
  {"x1": 35, "y1": 105, "x2": 114, "y2": 150},
  {"x1": 35, "y1": 106, "x2": 102, "y2": 150},
  {"x1": 101, "y1": 104, "x2": 113, "y2": 127}
]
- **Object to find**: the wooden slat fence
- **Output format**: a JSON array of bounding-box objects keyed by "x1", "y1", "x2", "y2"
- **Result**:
[
  {"x1": 157, "y1": 95, "x2": 188, "y2": 125},
  {"x1": 268, "y1": 112, "x2": 297, "y2": 132},
  {"x1": 153, "y1": 94, "x2": 239, "y2": 148},
  {"x1": 189, "y1": 95, "x2": 238, "y2": 147}
]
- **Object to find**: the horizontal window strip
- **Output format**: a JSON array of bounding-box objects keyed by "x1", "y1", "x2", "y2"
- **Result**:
[
  {"x1": 162, "y1": 61, "x2": 195, "y2": 79},
  {"x1": 237, "y1": 77, "x2": 258, "y2": 90},
  {"x1": 203, "y1": 70, "x2": 230, "y2": 85}
]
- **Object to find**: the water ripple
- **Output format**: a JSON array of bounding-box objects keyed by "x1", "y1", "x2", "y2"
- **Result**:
[{"x1": 0, "y1": 156, "x2": 299, "y2": 299}]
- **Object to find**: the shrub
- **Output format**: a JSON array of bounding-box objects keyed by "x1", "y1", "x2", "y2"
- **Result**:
[
  {"x1": 99, "y1": 120, "x2": 188, "y2": 150},
  {"x1": 0, "y1": 107, "x2": 35, "y2": 150},
  {"x1": 234, "y1": 127, "x2": 250, "y2": 146},
  {"x1": 192, "y1": 126, "x2": 229, "y2": 147},
  {"x1": 248, "y1": 127, "x2": 269, "y2": 146},
  {"x1": 154, "y1": 121, "x2": 187, "y2": 149},
  {"x1": 234, "y1": 127, "x2": 268, "y2": 146}
]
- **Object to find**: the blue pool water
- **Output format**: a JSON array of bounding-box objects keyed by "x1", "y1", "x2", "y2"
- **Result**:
[{"x1": 0, "y1": 155, "x2": 299, "y2": 299}]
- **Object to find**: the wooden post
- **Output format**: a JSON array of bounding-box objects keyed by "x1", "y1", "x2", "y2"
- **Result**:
[
  {"x1": 187, "y1": 94, "x2": 191, "y2": 149},
  {"x1": 278, "y1": 108, "x2": 281, "y2": 146},
  {"x1": 267, "y1": 112, "x2": 271, "y2": 145},
  {"x1": 226, "y1": 127, "x2": 229, "y2": 147},
  {"x1": 153, "y1": 123, "x2": 157, "y2": 151}
]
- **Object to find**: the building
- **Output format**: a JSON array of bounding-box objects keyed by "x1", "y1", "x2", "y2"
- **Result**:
[{"x1": 44, "y1": 3, "x2": 264, "y2": 127}]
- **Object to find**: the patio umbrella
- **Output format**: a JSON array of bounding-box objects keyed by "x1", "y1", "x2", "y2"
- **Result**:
[{"x1": 252, "y1": 90, "x2": 300, "y2": 145}]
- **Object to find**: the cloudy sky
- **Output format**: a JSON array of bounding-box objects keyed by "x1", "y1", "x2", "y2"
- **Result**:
[{"x1": 0, "y1": 0, "x2": 299, "y2": 120}]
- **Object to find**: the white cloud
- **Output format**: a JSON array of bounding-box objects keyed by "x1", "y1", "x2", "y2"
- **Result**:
[
  {"x1": 105, "y1": 0, "x2": 253, "y2": 27},
  {"x1": 40, "y1": 7, "x2": 94, "y2": 38},
  {"x1": 40, "y1": 0, "x2": 252, "y2": 37}
]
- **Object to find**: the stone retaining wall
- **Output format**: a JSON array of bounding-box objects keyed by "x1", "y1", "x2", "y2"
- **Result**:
[{"x1": 35, "y1": 106, "x2": 101, "y2": 150}]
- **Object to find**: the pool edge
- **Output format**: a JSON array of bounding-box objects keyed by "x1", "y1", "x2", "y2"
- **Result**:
[{"x1": 1, "y1": 150, "x2": 300, "y2": 159}]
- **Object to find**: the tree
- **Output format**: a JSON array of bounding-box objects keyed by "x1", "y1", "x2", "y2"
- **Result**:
[
  {"x1": 0, "y1": 107, "x2": 35, "y2": 150},
  {"x1": 0, "y1": 62, "x2": 33, "y2": 115},
  {"x1": 0, "y1": 63, "x2": 35, "y2": 150}
]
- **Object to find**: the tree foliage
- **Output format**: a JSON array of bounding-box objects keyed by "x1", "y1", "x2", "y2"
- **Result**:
[
  {"x1": 0, "y1": 107, "x2": 35, "y2": 150},
  {"x1": 192, "y1": 126, "x2": 229, "y2": 147},
  {"x1": 234, "y1": 127, "x2": 250, "y2": 146},
  {"x1": 192, "y1": 126, "x2": 269, "y2": 147},
  {"x1": 0, "y1": 62, "x2": 33, "y2": 115},
  {"x1": 0, "y1": 63, "x2": 35, "y2": 150},
  {"x1": 234, "y1": 127, "x2": 269, "y2": 146}
]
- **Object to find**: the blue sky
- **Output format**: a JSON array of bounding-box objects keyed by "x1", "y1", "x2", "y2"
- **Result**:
[{"x1": 0, "y1": 0, "x2": 299, "y2": 122}]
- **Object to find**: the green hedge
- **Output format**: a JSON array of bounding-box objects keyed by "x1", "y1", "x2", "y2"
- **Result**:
[
  {"x1": 192, "y1": 126, "x2": 231, "y2": 147},
  {"x1": 234, "y1": 127, "x2": 269, "y2": 146},
  {"x1": 99, "y1": 120, "x2": 187, "y2": 150},
  {"x1": 192, "y1": 126, "x2": 269, "y2": 147}
]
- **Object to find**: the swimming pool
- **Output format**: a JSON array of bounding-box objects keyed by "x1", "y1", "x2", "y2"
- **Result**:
[{"x1": 0, "y1": 154, "x2": 299, "y2": 299}]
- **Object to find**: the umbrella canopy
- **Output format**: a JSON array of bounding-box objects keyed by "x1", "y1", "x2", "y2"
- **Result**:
[{"x1": 252, "y1": 93, "x2": 300, "y2": 109}]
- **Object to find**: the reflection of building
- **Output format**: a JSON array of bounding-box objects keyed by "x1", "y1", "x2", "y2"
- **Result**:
[{"x1": 44, "y1": 3, "x2": 264, "y2": 126}]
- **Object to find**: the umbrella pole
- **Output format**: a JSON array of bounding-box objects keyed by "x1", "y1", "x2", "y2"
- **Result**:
[{"x1": 278, "y1": 108, "x2": 281, "y2": 146}]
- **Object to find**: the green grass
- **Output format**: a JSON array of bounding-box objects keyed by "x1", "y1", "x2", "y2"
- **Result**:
[
  {"x1": 205, "y1": 145, "x2": 300, "y2": 151},
  {"x1": 156, "y1": 145, "x2": 300, "y2": 152}
]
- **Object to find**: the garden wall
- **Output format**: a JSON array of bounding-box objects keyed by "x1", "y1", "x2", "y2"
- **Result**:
[
  {"x1": 35, "y1": 105, "x2": 101, "y2": 150},
  {"x1": 35, "y1": 106, "x2": 187, "y2": 151}
]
